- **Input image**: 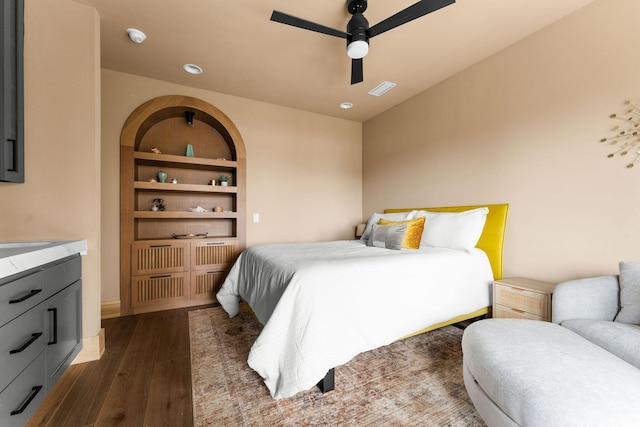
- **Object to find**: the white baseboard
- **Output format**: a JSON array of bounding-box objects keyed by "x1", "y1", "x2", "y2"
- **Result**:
[
  {"x1": 72, "y1": 328, "x2": 105, "y2": 364},
  {"x1": 101, "y1": 300, "x2": 121, "y2": 319}
]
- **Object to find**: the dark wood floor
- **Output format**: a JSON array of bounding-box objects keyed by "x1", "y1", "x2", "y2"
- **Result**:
[{"x1": 27, "y1": 304, "x2": 217, "y2": 427}]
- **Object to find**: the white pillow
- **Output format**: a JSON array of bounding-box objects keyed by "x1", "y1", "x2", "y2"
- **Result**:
[
  {"x1": 417, "y1": 207, "x2": 489, "y2": 252},
  {"x1": 360, "y1": 211, "x2": 415, "y2": 241}
]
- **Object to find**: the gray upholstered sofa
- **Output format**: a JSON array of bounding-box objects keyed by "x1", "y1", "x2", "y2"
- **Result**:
[
  {"x1": 553, "y1": 274, "x2": 640, "y2": 369},
  {"x1": 462, "y1": 262, "x2": 640, "y2": 427}
]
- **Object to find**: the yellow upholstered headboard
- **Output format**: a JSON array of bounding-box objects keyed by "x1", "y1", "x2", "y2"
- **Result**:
[{"x1": 385, "y1": 204, "x2": 509, "y2": 280}]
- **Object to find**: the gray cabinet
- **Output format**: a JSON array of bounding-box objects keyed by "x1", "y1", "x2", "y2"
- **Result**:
[
  {"x1": 0, "y1": 0, "x2": 25, "y2": 183},
  {"x1": 0, "y1": 255, "x2": 82, "y2": 425}
]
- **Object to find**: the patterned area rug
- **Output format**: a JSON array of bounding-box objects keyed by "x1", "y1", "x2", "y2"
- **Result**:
[{"x1": 189, "y1": 304, "x2": 485, "y2": 426}]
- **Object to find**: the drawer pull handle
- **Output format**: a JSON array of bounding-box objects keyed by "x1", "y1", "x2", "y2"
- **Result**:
[
  {"x1": 510, "y1": 308, "x2": 525, "y2": 314},
  {"x1": 10, "y1": 385, "x2": 43, "y2": 416},
  {"x1": 48, "y1": 308, "x2": 58, "y2": 345},
  {"x1": 510, "y1": 287, "x2": 526, "y2": 292},
  {"x1": 150, "y1": 275, "x2": 171, "y2": 279},
  {"x1": 150, "y1": 244, "x2": 171, "y2": 248},
  {"x1": 206, "y1": 242, "x2": 225, "y2": 246},
  {"x1": 9, "y1": 289, "x2": 43, "y2": 304},
  {"x1": 10, "y1": 333, "x2": 43, "y2": 354}
]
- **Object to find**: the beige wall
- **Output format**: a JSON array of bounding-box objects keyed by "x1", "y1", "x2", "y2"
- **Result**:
[
  {"x1": 0, "y1": 1, "x2": 102, "y2": 339},
  {"x1": 101, "y1": 70, "x2": 362, "y2": 302},
  {"x1": 16, "y1": 0, "x2": 630, "y2": 311},
  {"x1": 363, "y1": 0, "x2": 640, "y2": 283}
]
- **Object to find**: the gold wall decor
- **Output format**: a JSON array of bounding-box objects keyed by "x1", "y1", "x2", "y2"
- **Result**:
[{"x1": 600, "y1": 100, "x2": 640, "y2": 168}]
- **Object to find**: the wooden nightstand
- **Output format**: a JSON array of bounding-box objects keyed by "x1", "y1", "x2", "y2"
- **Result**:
[{"x1": 493, "y1": 277, "x2": 556, "y2": 322}]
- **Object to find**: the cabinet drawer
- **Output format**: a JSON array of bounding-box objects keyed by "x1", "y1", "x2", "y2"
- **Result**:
[
  {"x1": 0, "y1": 351, "x2": 46, "y2": 427},
  {"x1": 131, "y1": 241, "x2": 190, "y2": 275},
  {"x1": 191, "y1": 270, "x2": 226, "y2": 302},
  {"x1": 0, "y1": 305, "x2": 46, "y2": 392},
  {"x1": 191, "y1": 240, "x2": 237, "y2": 271},
  {"x1": 131, "y1": 272, "x2": 189, "y2": 307},
  {"x1": 44, "y1": 255, "x2": 81, "y2": 299},
  {"x1": 494, "y1": 283, "x2": 549, "y2": 318},
  {"x1": 0, "y1": 270, "x2": 45, "y2": 328},
  {"x1": 0, "y1": 306, "x2": 46, "y2": 390},
  {"x1": 494, "y1": 303, "x2": 546, "y2": 321}
]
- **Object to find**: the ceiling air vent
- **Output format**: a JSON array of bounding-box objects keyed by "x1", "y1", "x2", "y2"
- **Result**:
[{"x1": 368, "y1": 81, "x2": 396, "y2": 96}]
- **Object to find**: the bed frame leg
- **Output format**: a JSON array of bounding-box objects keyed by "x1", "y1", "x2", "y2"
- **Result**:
[
  {"x1": 317, "y1": 368, "x2": 335, "y2": 393},
  {"x1": 452, "y1": 313, "x2": 488, "y2": 330}
]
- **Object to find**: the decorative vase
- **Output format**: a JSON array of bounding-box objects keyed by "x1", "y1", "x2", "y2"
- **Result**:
[
  {"x1": 186, "y1": 144, "x2": 194, "y2": 157},
  {"x1": 157, "y1": 171, "x2": 168, "y2": 183},
  {"x1": 221, "y1": 181, "x2": 228, "y2": 187}
]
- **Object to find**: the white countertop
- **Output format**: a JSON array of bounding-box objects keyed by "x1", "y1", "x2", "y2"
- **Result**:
[{"x1": 0, "y1": 240, "x2": 88, "y2": 280}]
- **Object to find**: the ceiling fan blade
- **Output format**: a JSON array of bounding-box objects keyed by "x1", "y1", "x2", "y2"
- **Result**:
[
  {"x1": 351, "y1": 58, "x2": 363, "y2": 85},
  {"x1": 271, "y1": 10, "x2": 349, "y2": 39},
  {"x1": 368, "y1": 0, "x2": 455, "y2": 38}
]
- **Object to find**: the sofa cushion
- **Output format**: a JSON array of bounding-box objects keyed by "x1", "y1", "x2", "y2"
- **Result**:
[
  {"x1": 561, "y1": 319, "x2": 640, "y2": 369},
  {"x1": 462, "y1": 319, "x2": 640, "y2": 427},
  {"x1": 616, "y1": 261, "x2": 640, "y2": 324}
]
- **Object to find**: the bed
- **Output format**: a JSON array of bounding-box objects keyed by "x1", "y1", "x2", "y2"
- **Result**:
[{"x1": 217, "y1": 204, "x2": 509, "y2": 399}]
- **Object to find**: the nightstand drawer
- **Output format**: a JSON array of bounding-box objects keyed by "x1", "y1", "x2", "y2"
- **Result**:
[
  {"x1": 494, "y1": 303, "x2": 546, "y2": 321},
  {"x1": 494, "y1": 283, "x2": 549, "y2": 318}
]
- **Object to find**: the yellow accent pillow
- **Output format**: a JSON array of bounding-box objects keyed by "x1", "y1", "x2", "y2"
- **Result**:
[{"x1": 378, "y1": 217, "x2": 425, "y2": 249}]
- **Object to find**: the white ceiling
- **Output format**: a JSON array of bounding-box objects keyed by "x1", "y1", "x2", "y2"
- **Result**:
[{"x1": 72, "y1": 0, "x2": 596, "y2": 122}]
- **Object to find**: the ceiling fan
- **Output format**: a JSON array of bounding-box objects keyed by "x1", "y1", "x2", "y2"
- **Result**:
[{"x1": 270, "y1": 0, "x2": 455, "y2": 85}]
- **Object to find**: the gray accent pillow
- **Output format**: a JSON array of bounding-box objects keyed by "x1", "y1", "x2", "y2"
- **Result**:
[
  {"x1": 367, "y1": 224, "x2": 407, "y2": 250},
  {"x1": 359, "y1": 211, "x2": 414, "y2": 241},
  {"x1": 615, "y1": 261, "x2": 640, "y2": 324}
]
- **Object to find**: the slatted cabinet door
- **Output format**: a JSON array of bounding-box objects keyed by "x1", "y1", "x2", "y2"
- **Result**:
[
  {"x1": 129, "y1": 239, "x2": 239, "y2": 308},
  {"x1": 131, "y1": 240, "x2": 190, "y2": 275},
  {"x1": 131, "y1": 240, "x2": 191, "y2": 308},
  {"x1": 190, "y1": 240, "x2": 237, "y2": 302},
  {"x1": 131, "y1": 272, "x2": 190, "y2": 308}
]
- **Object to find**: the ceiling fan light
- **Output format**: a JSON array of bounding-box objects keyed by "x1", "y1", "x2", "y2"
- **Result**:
[{"x1": 347, "y1": 40, "x2": 369, "y2": 59}]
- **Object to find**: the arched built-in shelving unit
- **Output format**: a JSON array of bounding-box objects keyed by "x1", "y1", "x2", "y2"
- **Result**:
[{"x1": 120, "y1": 95, "x2": 246, "y2": 315}]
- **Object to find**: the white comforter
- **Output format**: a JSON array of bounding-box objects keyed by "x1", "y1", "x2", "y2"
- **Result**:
[{"x1": 217, "y1": 240, "x2": 493, "y2": 399}]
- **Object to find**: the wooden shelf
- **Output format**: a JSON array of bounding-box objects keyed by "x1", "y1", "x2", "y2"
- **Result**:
[
  {"x1": 120, "y1": 95, "x2": 246, "y2": 316},
  {"x1": 134, "y1": 211, "x2": 238, "y2": 219},
  {"x1": 136, "y1": 236, "x2": 238, "y2": 243},
  {"x1": 134, "y1": 151, "x2": 237, "y2": 168},
  {"x1": 134, "y1": 181, "x2": 237, "y2": 193}
]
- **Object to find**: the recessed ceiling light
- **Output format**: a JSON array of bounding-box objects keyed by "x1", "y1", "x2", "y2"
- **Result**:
[
  {"x1": 183, "y1": 64, "x2": 203, "y2": 75},
  {"x1": 126, "y1": 28, "x2": 146, "y2": 44},
  {"x1": 340, "y1": 102, "x2": 354, "y2": 109},
  {"x1": 368, "y1": 81, "x2": 396, "y2": 96}
]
